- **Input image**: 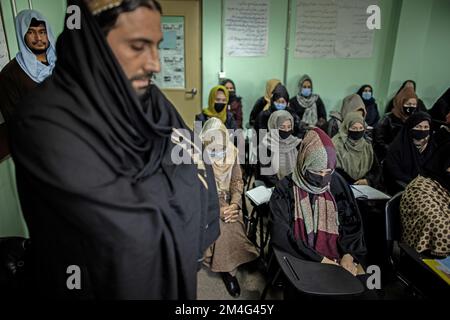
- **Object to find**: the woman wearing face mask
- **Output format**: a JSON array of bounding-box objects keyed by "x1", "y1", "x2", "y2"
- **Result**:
[
  {"x1": 356, "y1": 84, "x2": 380, "y2": 127},
  {"x1": 400, "y1": 142, "x2": 450, "y2": 257},
  {"x1": 385, "y1": 80, "x2": 427, "y2": 114},
  {"x1": 255, "y1": 84, "x2": 304, "y2": 139},
  {"x1": 200, "y1": 118, "x2": 258, "y2": 298},
  {"x1": 289, "y1": 75, "x2": 327, "y2": 129},
  {"x1": 249, "y1": 79, "x2": 281, "y2": 128},
  {"x1": 257, "y1": 111, "x2": 302, "y2": 188},
  {"x1": 221, "y1": 79, "x2": 243, "y2": 129},
  {"x1": 269, "y1": 128, "x2": 367, "y2": 279},
  {"x1": 374, "y1": 86, "x2": 418, "y2": 162},
  {"x1": 195, "y1": 85, "x2": 238, "y2": 130},
  {"x1": 327, "y1": 94, "x2": 367, "y2": 139},
  {"x1": 383, "y1": 111, "x2": 435, "y2": 195},
  {"x1": 332, "y1": 112, "x2": 381, "y2": 188}
]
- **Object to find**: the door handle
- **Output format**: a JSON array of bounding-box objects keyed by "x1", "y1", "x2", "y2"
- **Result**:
[{"x1": 185, "y1": 88, "x2": 198, "y2": 96}]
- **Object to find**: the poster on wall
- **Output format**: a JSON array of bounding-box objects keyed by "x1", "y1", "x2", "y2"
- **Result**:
[
  {"x1": 0, "y1": 4, "x2": 10, "y2": 71},
  {"x1": 224, "y1": 0, "x2": 270, "y2": 57},
  {"x1": 153, "y1": 17, "x2": 185, "y2": 89},
  {"x1": 295, "y1": 0, "x2": 376, "y2": 58}
]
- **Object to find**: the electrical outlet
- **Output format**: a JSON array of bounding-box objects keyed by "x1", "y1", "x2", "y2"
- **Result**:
[{"x1": 218, "y1": 71, "x2": 226, "y2": 79}]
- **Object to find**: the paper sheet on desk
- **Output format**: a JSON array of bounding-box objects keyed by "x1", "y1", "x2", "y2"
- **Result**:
[
  {"x1": 423, "y1": 258, "x2": 450, "y2": 285},
  {"x1": 246, "y1": 186, "x2": 273, "y2": 206},
  {"x1": 351, "y1": 185, "x2": 391, "y2": 200}
]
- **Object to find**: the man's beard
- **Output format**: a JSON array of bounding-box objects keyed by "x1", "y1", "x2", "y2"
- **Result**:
[{"x1": 130, "y1": 73, "x2": 154, "y2": 99}]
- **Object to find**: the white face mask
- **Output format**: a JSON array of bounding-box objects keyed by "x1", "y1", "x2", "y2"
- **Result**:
[{"x1": 208, "y1": 149, "x2": 226, "y2": 160}]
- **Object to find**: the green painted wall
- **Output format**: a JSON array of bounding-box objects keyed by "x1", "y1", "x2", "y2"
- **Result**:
[
  {"x1": 389, "y1": 0, "x2": 450, "y2": 108},
  {"x1": 202, "y1": 0, "x2": 450, "y2": 123}
]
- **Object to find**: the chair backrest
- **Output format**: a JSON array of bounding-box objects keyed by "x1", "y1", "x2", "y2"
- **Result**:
[{"x1": 385, "y1": 192, "x2": 404, "y2": 242}]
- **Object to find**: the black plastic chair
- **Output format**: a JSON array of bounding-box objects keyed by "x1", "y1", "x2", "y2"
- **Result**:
[{"x1": 261, "y1": 247, "x2": 365, "y2": 299}]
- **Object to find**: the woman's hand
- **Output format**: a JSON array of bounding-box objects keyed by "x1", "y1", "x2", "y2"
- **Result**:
[
  {"x1": 223, "y1": 204, "x2": 240, "y2": 223},
  {"x1": 340, "y1": 254, "x2": 358, "y2": 276},
  {"x1": 321, "y1": 257, "x2": 339, "y2": 266},
  {"x1": 354, "y1": 179, "x2": 368, "y2": 186}
]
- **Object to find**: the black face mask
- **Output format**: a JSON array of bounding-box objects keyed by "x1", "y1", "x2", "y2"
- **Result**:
[
  {"x1": 304, "y1": 170, "x2": 333, "y2": 189},
  {"x1": 411, "y1": 129, "x2": 430, "y2": 141},
  {"x1": 214, "y1": 103, "x2": 226, "y2": 113},
  {"x1": 348, "y1": 130, "x2": 365, "y2": 141},
  {"x1": 403, "y1": 106, "x2": 416, "y2": 116},
  {"x1": 279, "y1": 130, "x2": 292, "y2": 140}
]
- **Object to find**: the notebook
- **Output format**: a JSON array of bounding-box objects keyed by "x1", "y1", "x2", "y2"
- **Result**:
[
  {"x1": 246, "y1": 186, "x2": 273, "y2": 206},
  {"x1": 350, "y1": 185, "x2": 391, "y2": 200},
  {"x1": 422, "y1": 257, "x2": 450, "y2": 285}
]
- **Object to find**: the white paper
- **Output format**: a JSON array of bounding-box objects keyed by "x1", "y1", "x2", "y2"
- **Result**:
[
  {"x1": 351, "y1": 185, "x2": 391, "y2": 200},
  {"x1": 295, "y1": 0, "x2": 376, "y2": 58},
  {"x1": 225, "y1": 0, "x2": 270, "y2": 57},
  {"x1": 153, "y1": 20, "x2": 185, "y2": 89},
  {"x1": 0, "y1": 12, "x2": 10, "y2": 70},
  {"x1": 246, "y1": 185, "x2": 273, "y2": 206}
]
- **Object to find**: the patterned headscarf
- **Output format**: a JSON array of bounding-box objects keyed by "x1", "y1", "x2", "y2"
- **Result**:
[
  {"x1": 203, "y1": 85, "x2": 230, "y2": 124},
  {"x1": 263, "y1": 79, "x2": 282, "y2": 111},
  {"x1": 292, "y1": 128, "x2": 340, "y2": 260}
]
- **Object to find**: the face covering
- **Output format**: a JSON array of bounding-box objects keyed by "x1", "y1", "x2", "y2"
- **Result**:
[
  {"x1": 411, "y1": 129, "x2": 430, "y2": 141},
  {"x1": 279, "y1": 130, "x2": 292, "y2": 140},
  {"x1": 403, "y1": 106, "x2": 416, "y2": 116},
  {"x1": 274, "y1": 103, "x2": 287, "y2": 111},
  {"x1": 214, "y1": 103, "x2": 226, "y2": 113},
  {"x1": 301, "y1": 88, "x2": 312, "y2": 97},
  {"x1": 208, "y1": 149, "x2": 226, "y2": 160},
  {"x1": 304, "y1": 170, "x2": 333, "y2": 189},
  {"x1": 362, "y1": 92, "x2": 372, "y2": 101},
  {"x1": 348, "y1": 130, "x2": 365, "y2": 141}
]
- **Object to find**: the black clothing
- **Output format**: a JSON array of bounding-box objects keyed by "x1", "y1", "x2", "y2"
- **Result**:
[
  {"x1": 10, "y1": 0, "x2": 220, "y2": 299},
  {"x1": 269, "y1": 173, "x2": 367, "y2": 266}
]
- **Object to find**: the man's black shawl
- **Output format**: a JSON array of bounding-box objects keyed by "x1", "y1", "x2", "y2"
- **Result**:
[{"x1": 10, "y1": 0, "x2": 219, "y2": 299}]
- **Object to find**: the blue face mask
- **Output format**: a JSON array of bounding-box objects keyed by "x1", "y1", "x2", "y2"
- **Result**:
[
  {"x1": 274, "y1": 103, "x2": 287, "y2": 110},
  {"x1": 301, "y1": 88, "x2": 312, "y2": 97},
  {"x1": 362, "y1": 92, "x2": 372, "y2": 101},
  {"x1": 208, "y1": 150, "x2": 226, "y2": 159}
]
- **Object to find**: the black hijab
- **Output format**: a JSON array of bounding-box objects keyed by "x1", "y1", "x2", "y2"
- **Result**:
[
  {"x1": 269, "y1": 84, "x2": 290, "y2": 111},
  {"x1": 385, "y1": 111, "x2": 434, "y2": 184},
  {"x1": 429, "y1": 88, "x2": 450, "y2": 124},
  {"x1": 423, "y1": 142, "x2": 450, "y2": 192},
  {"x1": 356, "y1": 84, "x2": 375, "y2": 106},
  {"x1": 10, "y1": 0, "x2": 219, "y2": 299}
]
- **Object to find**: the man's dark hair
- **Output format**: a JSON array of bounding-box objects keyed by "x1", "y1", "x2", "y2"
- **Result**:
[
  {"x1": 29, "y1": 18, "x2": 46, "y2": 28},
  {"x1": 96, "y1": 0, "x2": 162, "y2": 35}
]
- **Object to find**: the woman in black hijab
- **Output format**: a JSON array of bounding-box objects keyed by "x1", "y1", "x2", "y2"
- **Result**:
[
  {"x1": 384, "y1": 80, "x2": 427, "y2": 114},
  {"x1": 10, "y1": 0, "x2": 220, "y2": 299},
  {"x1": 383, "y1": 111, "x2": 435, "y2": 195},
  {"x1": 356, "y1": 84, "x2": 380, "y2": 127},
  {"x1": 429, "y1": 87, "x2": 450, "y2": 132}
]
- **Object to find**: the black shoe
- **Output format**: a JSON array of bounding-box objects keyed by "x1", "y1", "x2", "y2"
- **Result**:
[{"x1": 221, "y1": 272, "x2": 240, "y2": 298}]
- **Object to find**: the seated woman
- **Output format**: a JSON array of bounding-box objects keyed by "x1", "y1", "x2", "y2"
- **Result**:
[
  {"x1": 433, "y1": 111, "x2": 450, "y2": 146},
  {"x1": 257, "y1": 110, "x2": 302, "y2": 188},
  {"x1": 221, "y1": 78, "x2": 244, "y2": 129},
  {"x1": 429, "y1": 87, "x2": 450, "y2": 132},
  {"x1": 289, "y1": 75, "x2": 327, "y2": 129},
  {"x1": 400, "y1": 142, "x2": 450, "y2": 257},
  {"x1": 374, "y1": 86, "x2": 418, "y2": 161},
  {"x1": 327, "y1": 94, "x2": 367, "y2": 138},
  {"x1": 255, "y1": 84, "x2": 303, "y2": 139},
  {"x1": 356, "y1": 84, "x2": 380, "y2": 128},
  {"x1": 249, "y1": 79, "x2": 281, "y2": 128},
  {"x1": 196, "y1": 85, "x2": 237, "y2": 130},
  {"x1": 332, "y1": 112, "x2": 381, "y2": 188},
  {"x1": 385, "y1": 80, "x2": 427, "y2": 114},
  {"x1": 200, "y1": 118, "x2": 258, "y2": 298},
  {"x1": 269, "y1": 127, "x2": 367, "y2": 277},
  {"x1": 384, "y1": 111, "x2": 434, "y2": 195}
]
